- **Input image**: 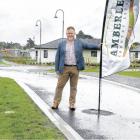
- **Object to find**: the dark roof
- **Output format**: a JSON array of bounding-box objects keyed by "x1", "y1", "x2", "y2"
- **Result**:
[
  {"x1": 34, "y1": 38, "x2": 62, "y2": 49},
  {"x1": 80, "y1": 38, "x2": 101, "y2": 46},
  {"x1": 35, "y1": 38, "x2": 101, "y2": 50},
  {"x1": 130, "y1": 45, "x2": 140, "y2": 52}
]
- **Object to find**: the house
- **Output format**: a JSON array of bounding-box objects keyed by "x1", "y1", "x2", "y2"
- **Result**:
[
  {"x1": 33, "y1": 39, "x2": 62, "y2": 64},
  {"x1": 81, "y1": 38, "x2": 100, "y2": 64},
  {"x1": 130, "y1": 45, "x2": 140, "y2": 62},
  {"x1": 0, "y1": 49, "x2": 30, "y2": 57},
  {"x1": 33, "y1": 38, "x2": 101, "y2": 64}
]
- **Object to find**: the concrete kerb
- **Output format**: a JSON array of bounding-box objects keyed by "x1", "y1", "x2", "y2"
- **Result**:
[{"x1": 15, "y1": 79, "x2": 84, "y2": 140}]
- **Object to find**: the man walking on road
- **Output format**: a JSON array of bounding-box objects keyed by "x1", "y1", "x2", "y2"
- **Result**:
[{"x1": 52, "y1": 26, "x2": 98, "y2": 110}]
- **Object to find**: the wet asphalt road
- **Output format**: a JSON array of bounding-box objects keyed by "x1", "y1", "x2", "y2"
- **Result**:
[
  {"x1": 0, "y1": 65, "x2": 140, "y2": 139},
  {"x1": 81, "y1": 72, "x2": 140, "y2": 89},
  {"x1": 28, "y1": 74, "x2": 140, "y2": 140}
]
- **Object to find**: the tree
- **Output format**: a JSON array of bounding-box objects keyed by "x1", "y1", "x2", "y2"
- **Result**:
[
  {"x1": 131, "y1": 42, "x2": 140, "y2": 48},
  {"x1": 0, "y1": 41, "x2": 22, "y2": 49},
  {"x1": 0, "y1": 42, "x2": 6, "y2": 50},
  {"x1": 76, "y1": 30, "x2": 93, "y2": 39},
  {"x1": 26, "y1": 38, "x2": 35, "y2": 49}
]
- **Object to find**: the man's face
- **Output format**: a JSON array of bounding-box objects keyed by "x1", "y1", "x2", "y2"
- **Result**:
[{"x1": 66, "y1": 29, "x2": 75, "y2": 41}]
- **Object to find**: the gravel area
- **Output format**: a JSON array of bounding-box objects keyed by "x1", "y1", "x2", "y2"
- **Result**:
[{"x1": 81, "y1": 72, "x2": 140, "y2": 89}]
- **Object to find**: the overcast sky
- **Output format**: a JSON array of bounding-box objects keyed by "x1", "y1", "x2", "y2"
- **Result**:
[{"x1": 0, "y1": 0, "x2": 140, "y2": 45}]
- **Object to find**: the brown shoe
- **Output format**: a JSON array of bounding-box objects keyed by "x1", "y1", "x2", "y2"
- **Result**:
[
  {"x1": 69, "y1": 104, "x2": 75, "y2": 111},
  {"x1": 51, "y1": 101, "x2": 59, "y2": 109}
]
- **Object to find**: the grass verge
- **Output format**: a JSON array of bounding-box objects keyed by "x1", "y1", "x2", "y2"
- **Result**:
[
  {"x1": 0, "y1": 60, "x2": 10, "y2": 66},
  {"x1": 82, "y1": 66, "x2": 99, "y2": 72},
  {"x1": 82, "y1": 66, "x2": 140, "y2": 78},
  {"x1": 118, "y1": 71, "x2": 140, "y2": 78},
  {"x1": 0, "y1": 77, "x2": 66, "y2": 139},
  {"x1": 0, "y1": 61, "x2": 5, "y2": 64}
]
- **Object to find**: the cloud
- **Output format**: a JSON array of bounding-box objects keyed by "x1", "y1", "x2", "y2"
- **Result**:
[{"x1": 0, "y1": 0, "x2": 139, "y2": 45}]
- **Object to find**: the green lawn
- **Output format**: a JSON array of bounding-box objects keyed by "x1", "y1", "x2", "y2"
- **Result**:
[
  {"x1": 47, "y1": 69, "x2": 55, "y2": 73},
  {"x1": 0, "y1": 77, "x2": 66, "y2": 139},
  {"x1": 82, "y1": 66, "x2": 99, "y2": 72},
  {"x1": 0, "y1": 61, "x2": 6, "y2": 65},
  {"x1": 0, "y1": 60, "x2": 10, "y2": 66},
  {"x1": 82, "y1": 66, "x2": 140, "y2": 78},
  {"x1": 118, "y1": 71, "x2": 140, "y2": 78}
]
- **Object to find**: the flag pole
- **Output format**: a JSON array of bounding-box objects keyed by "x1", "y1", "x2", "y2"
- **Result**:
[{"x1": 98, "y1": 0, "x2": 109, "y2": 113}]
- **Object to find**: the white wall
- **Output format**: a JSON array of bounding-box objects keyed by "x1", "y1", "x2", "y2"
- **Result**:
[
  {"x1": 30, "y1": 50, "x2": 36, "y2": 60},
  {"x1": 83, "y1": 50, "x2": 100, "y2": 63},
  {"x1": 31, "y1": 49, "x2": 101, "y2": 64},
  {"x1": 35, "y1": 49, "x2": 56, "y2": 63},
  {"x1": 42, "y1": 49, "x2": 57, "y2": 63}
]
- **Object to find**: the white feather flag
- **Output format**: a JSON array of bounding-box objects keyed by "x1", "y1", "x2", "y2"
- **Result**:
[{"x1": 102, "y1": 0, "x2": 139, "y2": 77}]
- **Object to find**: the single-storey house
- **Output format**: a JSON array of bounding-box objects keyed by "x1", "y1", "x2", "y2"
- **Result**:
[
  {"x1": 30, "y1": 38, "x2": 140, "y2": 64},
  {"x1": 32, "y1": 38, "x2": 101, "y2": 64},
  {"x1": 130, "y1": 45, "x2": 140, "y2": 62}
]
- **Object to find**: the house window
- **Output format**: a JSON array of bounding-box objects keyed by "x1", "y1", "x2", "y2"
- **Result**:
[
  {"x1": 135, "y1": 52, "x2": 138, "y2": 58},
  {"x1": 44, "y1": 50, "x2": 48, "y2": 58},
  {"x1": 91, "y1": 50, "x2": 97, "y2": 57},
  {"x1": 36, "y1": 51, "x2": 38, "y2": 57},
  {"x1": 36, "y1": 51, "x2": 38, "y2": 60}
]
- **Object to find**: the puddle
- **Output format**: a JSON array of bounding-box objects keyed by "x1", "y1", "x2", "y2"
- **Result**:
[{"x1": 82, "y1": 109, "x2": 114, "y2": 116}]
